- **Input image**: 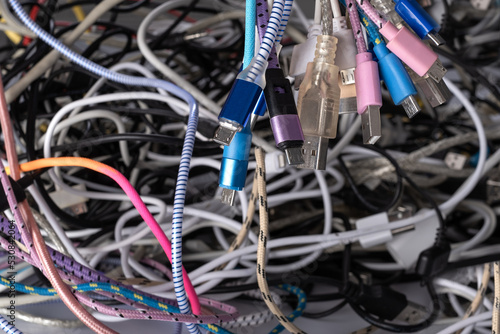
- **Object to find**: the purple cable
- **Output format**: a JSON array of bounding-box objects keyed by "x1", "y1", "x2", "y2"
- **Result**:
[
  {"x1": 346, "y1": 0, "x2": 367, "y2": 54},
  {"x1": 0, "y1": 209, "x2": 239, "y2": 323},
  {"x1": 256, "y1": 0, "x2": 280, "y2": 69}
]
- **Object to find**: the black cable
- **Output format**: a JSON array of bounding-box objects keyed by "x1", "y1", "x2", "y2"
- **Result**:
[{"x1": 338, "y1": 154, "x2": 403, "y2": 213}]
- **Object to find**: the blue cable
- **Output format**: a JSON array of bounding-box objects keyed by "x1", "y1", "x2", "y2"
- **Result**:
[
  {"x1": 0, "y1": 315, "x2": 22, "y2": 334},
  {"x1": 6, "y1": 1, "x2": 202, "y2": 333},
  {"x1": 244, "y1": 0, "x2": 256, "y2": 68},
  {"x1": 268, "y1": 284, "x2": 307, "y2": 334}
]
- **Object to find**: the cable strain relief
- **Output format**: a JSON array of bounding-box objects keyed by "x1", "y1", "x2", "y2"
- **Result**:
[
  {"x1": 277, "y1": 140, "x2": 303, "y2": 151},
  {"x1": 314, "y1": 35, "x2": 338, "y2": 64},
  {"x1": 307, "y1": 24, "x2": 322, "y2": 39}
]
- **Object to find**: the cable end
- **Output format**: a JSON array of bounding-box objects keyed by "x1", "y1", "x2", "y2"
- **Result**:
[
  {"x1": 425, "y1": 60, "x2": 447, "y2": 83},
  {"x1": 297, "y1": 135, "x2": 329, "y2": 170},
  {"x1": 285, "y1": 147, "x2": 304, "y2": 166},
  {"x1": 426, "y1": 32, "x2": 445, "y2": 46},
  {"x1": 361, "y1": 106, "x2": 382, "y2": 145},
  {"x1": 220, "y1": 188, "x2": 236, "y2": 206},
  {"x1": 213, "y1": 125, "x2": 238, "y2": 146},
  {"x1": 340, "y1": 67, "x2": 356, "y2": 85},
  {"x1": 401, "y1": 95, "x2": 421, "y2": 118}
]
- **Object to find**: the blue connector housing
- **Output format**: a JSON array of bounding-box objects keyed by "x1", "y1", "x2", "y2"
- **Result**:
[
  {"x1": 253, "y1": 91, "x2": 267, "y2": 117},
  {"x1": 218, "y1": 79, "x2": 263, "y2": 128},
  {"x1": 374, "y1": 43, "x2": 417, "y2": 105},
  {"x1": 219, "y1": 123, "x2": 252, "y2": 191},
  {"x1": 394, "y1": 0, "x2": 440, "y2": 40}
]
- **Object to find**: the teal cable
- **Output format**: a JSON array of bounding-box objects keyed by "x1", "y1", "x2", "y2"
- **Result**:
[
  {"x1": 244, "y1": 0, "x2": 256, "y2": 68},
  {"x1": 268, "y1": 285, "x2": 307, "y2": 334},
  {"x1": 0, "y1": 277, "x2": 232, "y2": 334}
]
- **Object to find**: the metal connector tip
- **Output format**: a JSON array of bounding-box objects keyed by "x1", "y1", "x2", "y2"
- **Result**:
[
  {"x1": 284, "y1": 147, "x2": 304, "y2": 165},
  {"x1": 220, "y1": 188, "x2": 236, "y2": 206},
  {"x1": 340, "y1": 67, "x2": 356, "y2": 85},
  {"x1": 340, "y1": 97, "x2": 358, "y2": 114},
  {"x1": 297, "y1": 135, "x2": 329, "y2": 170},
  {"x1": 426, "y1": 60, "x2": 447, "y2": 83},
  {"x1": 213, "y1": 125, "x2": 238, "y2": 146},
  {"x1": 361, "y1": 106, "x2": 381, "y2": 145},
  {"x1": 414, "y1": 74, "x2": 452, "y2": 107},
  {"x1": 427, "y1": 32, "x2": 445, "y2": 46},
  {"x1": 401, "y1": 95, "x2": 421, "y2": 118}
]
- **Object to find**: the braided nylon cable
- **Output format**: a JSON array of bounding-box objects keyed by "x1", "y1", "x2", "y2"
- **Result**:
[{"x1": 346, "y1": 0, "x2": 368, "y2": 53}]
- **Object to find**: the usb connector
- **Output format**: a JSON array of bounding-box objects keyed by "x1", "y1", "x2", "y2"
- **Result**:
[
  {"x1": 379, "y1": 22, "x2": 441, "y2": 79},
  {"x1": 285, "y1": 147, "x2": 304, "y2": 166},
  {"x1": 296, "y1": 35, "x2": 341, "y2": 170},
  {"x1": 374, "y1": 43, "x2": 420, "y2": 118},
  {"x1": 426, "y1": 60, "x2": 447, "y2": 83},
  {"x1": 298, "y1": 135, "x2": 329, "y2": 170},
  {"x1": 213, "y1": 123, "x2": 240, "y2": 146},
  {"x1": 394, "y1": 0, "x2": 445, "y2": 46},
  {"x1": 361, "y1": 106, "x2": 382, "y2": 145},
  {"x1": 215, "y1": 58, "x2": 268, "y2": 146},
  {"x1": 340, "y1": 67, "x2": 356, "y2": 85},
  {"x1": 220, "y1": 188, "x2": 236, "y2": 206},
  {"x1": 412, "y1": 73, "x2": 451, "y2": 107},
  {"x1": 400, "y1": 95, "x2": 420, "y2": 118}
]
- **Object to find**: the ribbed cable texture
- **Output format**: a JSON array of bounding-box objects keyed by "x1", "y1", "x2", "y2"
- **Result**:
[
  {"x1": 245, "y1": 0, "x2": 256, "y2": 68},
  {"x1": 254, "y1": 148, "x2": 306, "y2": 334},
  {"x1": 248, "y1": 0, "x2": 287, "y2": 81},
  {"x1": 346, "y1": 0, "x2": 367, "y2": 53},
  {"x1": 355, "y1": 0, "x2": 387, "y2": 29},
  {"x1": 0, "y1": 315, "x2": 22, "y2": 334},
  {"x1": 7, "y1": 0, "x2": 203, "y2": 327},
  {"x1": 320, "y1": 0, "x2": 334, "y2": 35},
  {"x1": 256, "y1": 0, "x2": 280, "y2": 69},
  {"x1": 276, "y1": 0, "x2": 293, "y2": 45}
]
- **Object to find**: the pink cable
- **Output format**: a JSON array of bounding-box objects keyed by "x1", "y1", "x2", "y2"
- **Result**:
[
  {"x1": 346, "y1": 0, "x2": 367, "y2": 53},
  {"x1": 355, "y1": 0, "x2": 387, "y2": 28}
]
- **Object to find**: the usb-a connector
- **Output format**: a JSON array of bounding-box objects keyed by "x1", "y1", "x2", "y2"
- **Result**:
[
  {"x1": 361, "y1": 106, "x2": 382, "y2": 145},
  {"x1": 298, "y1": 135, "x2": 329, "y2": 170}
]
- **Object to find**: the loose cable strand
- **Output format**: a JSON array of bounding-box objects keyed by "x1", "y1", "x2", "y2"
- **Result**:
[
  {"x1": 346, "y1": 0, "x2": 368, "y2": 53},
  {"x1": 254, "y1": 147, "x2": 306, "y2": 334}
]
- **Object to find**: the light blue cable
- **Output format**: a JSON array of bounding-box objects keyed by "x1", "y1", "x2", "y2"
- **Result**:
[
  {"x1": 0, "y1": 315, "x2": 22, "y2": 334},
  {"x1": 244, "y1": 0, "x2": 256, "y2": 68},
  {"x1": 7, "y1": 1, "x2": 201, "y2": 333}
]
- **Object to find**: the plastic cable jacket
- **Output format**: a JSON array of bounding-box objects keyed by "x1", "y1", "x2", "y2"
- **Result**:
[{"x1": 346, "y1": 0, "x2": 368, "y2": 53}]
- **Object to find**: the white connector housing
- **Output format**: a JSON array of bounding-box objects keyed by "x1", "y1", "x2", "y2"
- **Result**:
[
  {"x1": 331, "y1": 17, "x2": 357, "y2": 74},
  {"x1": 356, "y1": 212, "x2": 393, "y2": 248},
  {"x1": 386, "y1": 209, "x2": 440, "y2": 269}
]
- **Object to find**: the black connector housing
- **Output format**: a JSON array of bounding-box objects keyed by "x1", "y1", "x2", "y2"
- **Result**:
[
  {"x1": 354, "y1": 285, "x2": 409, "y2": 321},
  {"x1": 264, "y1": 68, "x2": 299, "y2": 117},
  {"x1": 416, "y1": 243, "x2": 451, "y2": 278}
]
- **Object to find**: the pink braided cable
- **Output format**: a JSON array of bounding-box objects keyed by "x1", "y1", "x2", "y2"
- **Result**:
[
  {"x1": 0, "y1": 234, "x2": 239, "y2": 323},
  {"x1": 355, "y1": 0, "x2": 387, "y2": 29},
  {"x1": 346, "y1": 0, "x2": 367, "y2": 53}
]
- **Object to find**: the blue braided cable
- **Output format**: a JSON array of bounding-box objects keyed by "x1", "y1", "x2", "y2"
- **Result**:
[
  {"x1": 0, "y1": 277, "x2": 233, "y2": 334},
  {"x1": 339, "y1": 0, "x2": 384, "y2": 48},
  {"x1": 247, "y1": 0, "x2": 289, "y2": 82},
  {"x1": 275, "y1": 0, "x2": 293, "y2": 45},
  {"x1": 0, "y1": 315, "x2": 22, "y2": 334},
  {"x1": 7, "y1": 1, "x2": 202, "y2": 333},
  {"x1": 268, "y1": 285, "x2": 307, "y2": 334}
]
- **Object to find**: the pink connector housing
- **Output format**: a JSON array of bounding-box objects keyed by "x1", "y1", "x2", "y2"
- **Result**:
[
  {"x1": 379, "y1": 22, "x2": 437, "y2": 77},
  {"x1": 354, "y1": 52, "x2": 382, "y2": 115}
]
